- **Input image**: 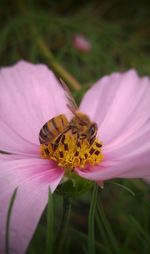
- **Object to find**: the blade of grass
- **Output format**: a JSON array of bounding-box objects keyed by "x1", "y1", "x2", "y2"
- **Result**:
[
  {"x1": 123, "y1": 224, "x2": 136, "y2": 248},
  {"x1": 95, "y1": 210, "x2": 112, "y2": 252},
  {"x1": 70, "y1": 228, "x2": 110, "y2": 253},
  {"x1": 129, "y1": 215, "x2": 150, "y2": 253},
  {"x1": 129, "y1": 216, "x2": 150, "y2": 243},
  {"x1": 56, "y1": 197, "x2": 71, "y2": 254},
  {"x1": 96, "y1": 198, "x2": 120, "y2": 254},
  {"x1": 108, "y1": 182, "x2": 135, "y2": 196},
  {"x1": 88, "y1": 184, "x2": 98, "y2": 254},
  {"x1": 5, "y1": 187, "x2": 18, "y2": 254},
  {"x1": 46, "y1": 188, "x2": 54, "y2": 254}
]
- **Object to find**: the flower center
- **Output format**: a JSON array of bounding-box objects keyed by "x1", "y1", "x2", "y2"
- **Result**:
[{"x1": 40, "y1": 132, "x2": 104, "y2": 170}]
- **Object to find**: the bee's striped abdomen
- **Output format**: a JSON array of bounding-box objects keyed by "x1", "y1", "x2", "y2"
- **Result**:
[
  {"x1": 39, "y1": 114, "x2": 69, "y2": 144},
  {"x1": 39, "y1": 123, "x2": 53, "y2": 144}
]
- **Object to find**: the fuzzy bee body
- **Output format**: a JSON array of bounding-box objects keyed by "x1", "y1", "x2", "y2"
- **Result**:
[
  {"x1": 39, "y1": 114, "x2": 68, "y2": 144},
  {"x1": 39, "y1": 79, "x2": 98, "y2": 149},
  {"x1": 39, "y1": 111, "x2": 98, "y2": 147}
]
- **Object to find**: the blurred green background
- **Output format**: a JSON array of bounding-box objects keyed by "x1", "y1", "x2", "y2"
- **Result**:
[
  {"x1": 1, "y1": 0, "x2": 150, "y2": 253},
  {"x1": 1, "y1": 0, "x2": 150, "y2": 83}
]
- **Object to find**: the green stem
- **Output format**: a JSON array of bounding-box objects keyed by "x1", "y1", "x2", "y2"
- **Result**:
[
  {"x1": 35, "y1": 35, "x2": 81, "y2": 91},
  {"x1": 16, "y1": 0, "x2": 81, "y2": 91},
  {"x1": 56, "y1": 197, "x2": 72, "y2": 254},
  {"x1": 5, "y1": 188, "x2": 18, "y2": 254},
  {"x1": 46, "y1": 188, "x2": 54, "y2": 254},
  {"x1": 88, "y1": 184, "x2": 98, "y2": 254}
]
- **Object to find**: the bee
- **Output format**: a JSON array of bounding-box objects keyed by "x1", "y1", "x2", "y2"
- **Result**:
[{"x1": 39, "y1": 78, "x2": 98, "y2": 150}]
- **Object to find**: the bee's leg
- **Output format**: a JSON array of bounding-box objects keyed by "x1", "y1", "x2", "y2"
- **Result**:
[
  {"x1": 52, "y1": 135, "x2": 62, "y2": 151},
  {"x1": 80, "y1": 134, "x2": 87, "y2": 140},
  {"x1": 52, "y1": 133, "x2": 64, "y2": 151},
  {"x1": 71, "y1": 125, "x2": 78, "y2": 135},
  {"x1": 52, "y1": 126, "x2": 71, "y2": 151},
  {"x1": 70, "y1": 126, "x2": 79, "y2": 145},
  {"x1": 76, "y1": 132, "x2": 81, "y2": 148},
  {"x1": 89, "y1": 137, "x2": 95, "y2": 146}
]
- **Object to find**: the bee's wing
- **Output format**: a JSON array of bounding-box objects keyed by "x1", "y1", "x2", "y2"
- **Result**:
[
  {"x1": 59, "y1": 78, "x2": 78, "y2": 115},
  {"x1": 58, "y1": 78, "x2": 88, "y2": 125}
]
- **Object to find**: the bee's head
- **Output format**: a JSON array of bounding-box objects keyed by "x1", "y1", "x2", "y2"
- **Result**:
[{"x1": 70, "y1": 112, "x2": 98, "y2": 142}]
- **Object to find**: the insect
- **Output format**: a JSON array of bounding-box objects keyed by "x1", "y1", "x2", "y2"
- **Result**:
[{"x1": 39, "y1": 78, "x2": 98, "y2": 150}]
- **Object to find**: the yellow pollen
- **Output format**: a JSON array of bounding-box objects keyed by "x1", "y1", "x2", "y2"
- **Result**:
[{"x1": 40, "y1": 133, "x2": 104, "y2": 170}]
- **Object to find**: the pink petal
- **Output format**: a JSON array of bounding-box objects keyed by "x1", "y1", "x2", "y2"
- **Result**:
[
  {"x1": 0, "y1": 157, "x2": 64, "y2": 253},
  {"x1": 80, "y1": 70, "x2": 150, "y2": 146},
  {"x1": 78, "y1": 70, "x2": 150, "y2": 180},
  {"x1": 76, "y1": 146, "x2": 150, "y2": 180},
  {"x1": 0, "y1": 119, "x2": 39, "y2": 157},
  {"x1": 0, "y1": 61, "x2": 70, "y2": 154},
  {"x1": 77, "y1": 120, "x2": 150, "y2": 181}
]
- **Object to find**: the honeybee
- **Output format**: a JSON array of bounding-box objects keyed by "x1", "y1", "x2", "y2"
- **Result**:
[{"x1": 39, "y1": 79, "x2": 98, "y2": 150}]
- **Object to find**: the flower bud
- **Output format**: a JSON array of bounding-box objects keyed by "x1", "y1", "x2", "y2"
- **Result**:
[{"x1": 72, "y1": 34, "x2": 92, "y2": 52}]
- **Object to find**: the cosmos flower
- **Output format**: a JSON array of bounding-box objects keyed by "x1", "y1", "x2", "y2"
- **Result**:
[
  {"x1": 0, "y1": 61, "x2": 150, "y2": 253},
  {"x1": 72, "y1": 34, "x2": 92, "y2": 52}
]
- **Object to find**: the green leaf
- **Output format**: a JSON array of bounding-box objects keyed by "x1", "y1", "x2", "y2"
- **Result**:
[
  {"x1": 88, "y1": 184, "x2": 98, "y2": 254},
  {"x1": 46, "y1": 188, "x2": 54, "y2": 254},
  {"x1": 5, "y1": 187, "x2": 18, "y2": 254},
  {"x1": 56, "y1": 174, "x2": 93, "y2": 198}
]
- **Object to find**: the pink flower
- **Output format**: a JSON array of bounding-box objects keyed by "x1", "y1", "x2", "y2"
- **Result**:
[
  {"x1": 0, "y1": 61, "x2": 150, "y2": 253},
  {"x1": 72, "y1": 34, "x2": 92, "y2": 52}
]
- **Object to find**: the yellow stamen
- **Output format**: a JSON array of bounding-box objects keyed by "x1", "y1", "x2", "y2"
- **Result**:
[{"x1": 40, "y1": 133, "x2": 104, "y2": 170}]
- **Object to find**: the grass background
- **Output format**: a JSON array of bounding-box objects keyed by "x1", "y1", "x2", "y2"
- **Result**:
[{"x1": 1, "y1": 0, "x2": 150, "y2": 253}]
